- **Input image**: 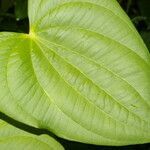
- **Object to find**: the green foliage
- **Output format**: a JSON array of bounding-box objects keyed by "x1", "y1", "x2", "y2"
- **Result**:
[
  {"x1": 15, "y1": 0, "x2": 27, "y2": 20},
  {"x1": 138, "y1": 0, "x2": 150, "y2": 19},
  {"x1": 0, "y1": 119, "x2": 64, "y2": 150},
  {"x1": 0, "y1": 0, "x2": 150, "y2": 149},
  {"x1": 0, "y1": 0, "x2": 28, "y2": 33}
]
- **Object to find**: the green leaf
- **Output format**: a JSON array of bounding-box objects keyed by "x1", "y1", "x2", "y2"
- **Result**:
[
  {"x1": 0, "y1": 0, "x2": 150, "y2": 146},
  {"x1": 0, "y1": 119, "x2": 64, "y2": 150}
]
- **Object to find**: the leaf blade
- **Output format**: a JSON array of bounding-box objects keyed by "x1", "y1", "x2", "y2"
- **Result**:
[
  {"x1": 0, "y1": 0, "x2": 150, "y2": 146},
  {"x1": 0, "y1": 119, "x2": 64, "y2": 150}
]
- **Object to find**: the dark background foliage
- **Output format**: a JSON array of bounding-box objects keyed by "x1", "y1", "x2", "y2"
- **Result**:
[{"x1": 0, "y1": 0, "x2": 150, "y2": 149}]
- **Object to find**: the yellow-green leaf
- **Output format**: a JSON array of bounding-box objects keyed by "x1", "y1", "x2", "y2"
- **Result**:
[
  {"x1": 0, "y1": 119, "x2": 64, "y2": 150},
  {"x1": 0, "y1": 0, "x2": 150, "y2": 146}
]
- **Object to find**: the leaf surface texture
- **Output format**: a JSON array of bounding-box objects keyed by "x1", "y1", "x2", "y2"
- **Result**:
[{"x1": 0, "y1": 0, "x2": 150, "y2": 146}]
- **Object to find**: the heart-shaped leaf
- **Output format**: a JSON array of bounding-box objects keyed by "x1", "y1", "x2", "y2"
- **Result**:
[
  {"x1": 0, "y1": 0, "x2": 150, "y2": 146},
  {"x1": 0, "y1": 119, "x2": 64, "y2": 150}
]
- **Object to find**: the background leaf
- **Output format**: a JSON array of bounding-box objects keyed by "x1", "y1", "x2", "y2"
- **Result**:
[
  {"x1": 15, "y1": 0, "x2": 27, "y2": 20},
  {"x1": 0, "y1": 119, "x2": 64, "y2": 150},
  {"x1": 0, "y1": 0, "x2": 14, "y2": 13},
  {"x1": 138, "y1": 0, "x2": 150, "y2": 19},
  {"x1": 0, "y1": 0, "x2": 28, "y2": 33},
  {"x1": 141, "y1": 31, "x2": 150, "y2": 52}
]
